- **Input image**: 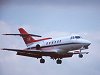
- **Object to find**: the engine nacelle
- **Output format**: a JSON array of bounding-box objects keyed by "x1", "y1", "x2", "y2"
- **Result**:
[{"x1": 36, "y1": 44, "x2": 41, "y2": 50}]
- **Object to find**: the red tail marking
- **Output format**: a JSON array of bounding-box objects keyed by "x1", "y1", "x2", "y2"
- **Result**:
[
  {"x1": 36, "y1": 38, "x2": 52, "y2": 41},
  {"x1": 18, "y1": 28, "x2": 35, "y2": 45},
  {"x1": 18, "y1": 28, "x2": 52, "y2": 46}
]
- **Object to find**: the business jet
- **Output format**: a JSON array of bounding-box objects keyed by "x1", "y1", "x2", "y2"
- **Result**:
[{"x1": 2, "y1": 28, "x2": 91, "y2": 64}]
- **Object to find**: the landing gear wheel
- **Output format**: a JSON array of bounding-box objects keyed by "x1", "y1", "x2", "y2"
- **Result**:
[
  {"x1": 56, "y1": 59, "x2": 62, "y2": 64},
  {"x1": 40, "y1": 58, "x2": 45, "y2": 63},
  {"x1": 79, "y1": 54, "x2": 83, "y2": 58}
]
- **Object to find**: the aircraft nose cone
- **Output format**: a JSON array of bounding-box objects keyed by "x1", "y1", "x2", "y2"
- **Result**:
[
  {"x1": 85, "y1": 40, "x2": 91, "y2": 46},
  {"x1": 83, "y1": 40, "x2": 91, "y2": 49}
]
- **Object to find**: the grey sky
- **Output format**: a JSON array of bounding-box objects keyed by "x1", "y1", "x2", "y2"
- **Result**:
[
  {"x1": 0, "y1": 0, "x2": 100, "y2": 75},
  {"x1": 1, "y1": 0, "x2": 100, "y2": 32}
]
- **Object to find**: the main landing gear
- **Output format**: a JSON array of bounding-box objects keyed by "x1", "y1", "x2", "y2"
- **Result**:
[
  {"x1": 56, "y1": 59, "x2": 62, "y2": 64},
  {"x1": 40, "y1": 58, "x2": 45, "y2": 63},
  {"x1": 39, "y1": 58, "x2": 62, "y2": 64},
  {"x1": 79, "y1": 54, "x2": 83, "y2": 58}
]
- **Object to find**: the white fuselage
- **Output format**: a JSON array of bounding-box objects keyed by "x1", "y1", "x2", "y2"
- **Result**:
[{"x1": 27, "y1": 35, "x2": 91, "y2": 54}]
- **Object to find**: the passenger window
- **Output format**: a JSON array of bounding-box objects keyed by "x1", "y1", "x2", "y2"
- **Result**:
[
  {"x1": 52, "y1": 41, "x2": 53, "y2": 44},
  {"x1": 71, "y1": 36, "x2": 73, "y2": 39},
  {"x1": 46, "y1": 42, "x2": 48, "y2": 45},
  {"x1": 60, "y1": 40, "x2": 61, "y2": 42},
  {"x1": 73, "y1": 36, "x2": 74, "y2": 39},
  {"x1": 71, "y1": 36, "x2": 74, "y2": 39},
  {"x1": 49, "y1": 42, "x2": 50, "y2": 44},
  {"x1": 57, "y1": 40, "x2": 59, "y2": 43}
]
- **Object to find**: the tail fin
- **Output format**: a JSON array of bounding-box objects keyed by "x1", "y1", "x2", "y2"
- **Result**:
[{"x1": 18, "y1": 28, "x2": 35, "y2": 46}]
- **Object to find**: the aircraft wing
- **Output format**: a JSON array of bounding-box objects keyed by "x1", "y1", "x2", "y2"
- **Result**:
[
  {"x1": 1, "y1": 48, "x2": 56, "y2": 54},
  {"x1": 2, "y1": 48, "x2": 24, "y2": 52},
  {"x1": 1, "y1": 48, "x2": 74, "y2": 58},
  {"x1": 2, "y1": 48, "x2": 55, "y2": 52},
  {"x1": 2, "y1": 48, "x2": 89, "y2": 55}
]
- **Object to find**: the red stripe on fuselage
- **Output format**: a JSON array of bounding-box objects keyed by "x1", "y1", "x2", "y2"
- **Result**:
[{"x1": 34, "y1": 38, "x2": 52, "y2": 42}]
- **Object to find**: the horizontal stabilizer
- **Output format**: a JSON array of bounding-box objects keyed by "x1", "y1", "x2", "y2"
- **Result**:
[{"x1": 2, "y1": 34, "x2": 42, "y2": 37}]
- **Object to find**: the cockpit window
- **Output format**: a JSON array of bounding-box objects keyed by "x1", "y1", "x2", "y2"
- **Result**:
[
  {"x1": 75, "y1": 36, "x2": 81, "y2": 39},
  {"x1": 71, "y1": 36, "x2": 82, "y2": 39},
  {"x1": 70, "y1": 36, "x2": 74, "y2": 39}
]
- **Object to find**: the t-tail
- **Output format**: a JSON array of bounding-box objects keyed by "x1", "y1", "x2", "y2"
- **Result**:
[
  {"x1": 2, "y1": 28, "x2": 51, "y2": 47},
  {"x1": 18, "y1": 28, "x2": 36, "y2": 46}
]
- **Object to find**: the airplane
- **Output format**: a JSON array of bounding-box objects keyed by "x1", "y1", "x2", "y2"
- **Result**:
[{"x1": 1, "y1": 28, "x2": 91, "y2": 64}]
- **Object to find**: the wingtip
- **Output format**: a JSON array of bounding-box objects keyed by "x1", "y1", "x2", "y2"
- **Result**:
[
  {"x1": 0, "y1": 48, "x2": 4, "y2": 50},
  {"x1": 2, "y1": 34, "x2": 5, "y2": 35},
  {"x1": 2, "y1": 34, "x2": 9, "y2": 35}
]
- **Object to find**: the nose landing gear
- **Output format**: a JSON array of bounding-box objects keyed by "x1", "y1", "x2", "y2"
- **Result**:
[
  {"x1": 79, "y1": 54, "x2": 83, "y2": 58},
  {"x1": 78, "y1": 48, "x2": 83, "y2": 58}
]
